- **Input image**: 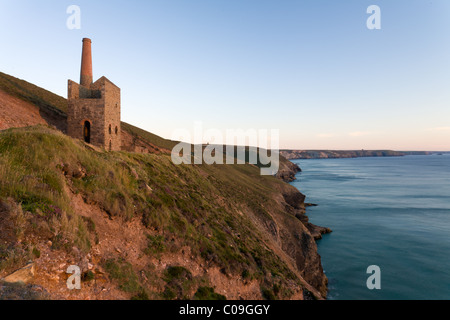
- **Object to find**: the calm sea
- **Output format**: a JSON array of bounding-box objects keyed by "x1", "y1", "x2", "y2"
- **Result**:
[{"x1": 290, "y1": 155, "x2": 450, "y2": 300}]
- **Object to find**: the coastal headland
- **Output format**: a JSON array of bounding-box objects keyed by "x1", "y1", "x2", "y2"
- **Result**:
[{"x1": 281, "y1": 150, "x2": 431, "y2": 160}]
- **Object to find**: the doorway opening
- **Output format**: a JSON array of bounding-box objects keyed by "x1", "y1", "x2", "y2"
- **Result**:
[{"x1": 83, "y1": 121, "x2": 91, "y2": 143}]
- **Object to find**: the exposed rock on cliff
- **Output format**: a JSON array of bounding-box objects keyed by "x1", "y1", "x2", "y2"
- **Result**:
[
  {"x1": 2, "y1": 263, "x2": 35, "y2": 284},
  {"x1": 276, "y1": 158, "x2": 302, "y2": 182}
]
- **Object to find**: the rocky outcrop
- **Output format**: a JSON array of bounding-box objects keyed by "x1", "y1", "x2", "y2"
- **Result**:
[
  {"x1": 276, "y1": 157, "x2": 302, "y2": 182},
  {"x1": 294, "y1": 212, "x2": 332, "y2": 240},
  {"x1": 2, "y1": 263, "x2": 35, "y2": 284},
  {"x1": 258, "y1": 184, "x2": 332, "y2": 298}
]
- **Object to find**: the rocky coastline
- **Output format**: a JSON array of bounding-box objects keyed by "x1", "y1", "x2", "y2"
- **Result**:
[
  {"x1": 280, "y1": 149, "x2": 431, "y2": 160},
  {"x1": 276, "y1": 157, "x2": 302, "y2": 182}
]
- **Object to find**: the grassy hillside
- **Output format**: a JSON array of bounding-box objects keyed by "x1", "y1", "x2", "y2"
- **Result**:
[
  {"x1": 121, "y1": 122, "x2": 178, "y2": 151},
  {"x1": 0, "y1": 72, "x2": 67, "y2": 116},
  {"x1": 0, "y1": 125, "x2": 326, "y2": 300},
  {"x1": 0, "y1": 72, "x2": 176, "y2": 151}
]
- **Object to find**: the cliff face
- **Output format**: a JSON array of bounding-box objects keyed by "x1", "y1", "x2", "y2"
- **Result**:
[
  {"x1": 276, "y1": 157, "x2": 302, "y2": 182},
  {"x1": 0, "y1": 72, "x2": 330, "y2": 300}
]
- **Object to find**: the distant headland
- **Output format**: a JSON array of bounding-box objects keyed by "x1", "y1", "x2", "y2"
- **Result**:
[{"x1": 280, "y1": 150, "x2": 432, "y2": 160}]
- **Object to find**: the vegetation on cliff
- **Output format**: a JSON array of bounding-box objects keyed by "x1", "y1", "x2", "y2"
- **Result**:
[
  {"x1": 0, "y1": 71, "x2": 327, "y2": 300},
  {"x1": 0, "y1": 125, "x2": 327, "y2": 300}
]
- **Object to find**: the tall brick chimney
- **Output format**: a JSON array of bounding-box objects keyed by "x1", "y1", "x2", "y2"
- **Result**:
[{"x1": 80, "y1": 38, "x2": 93, "y2": 87}]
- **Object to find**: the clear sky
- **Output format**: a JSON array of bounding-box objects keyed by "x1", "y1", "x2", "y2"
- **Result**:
[{"x1": 1, "y1": 0, "x2": 449, "y2": 151}]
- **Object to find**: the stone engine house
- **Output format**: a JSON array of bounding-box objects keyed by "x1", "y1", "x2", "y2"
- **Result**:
[{"x1": 67, "y1": 38, "x2": 121, "y2": 151}]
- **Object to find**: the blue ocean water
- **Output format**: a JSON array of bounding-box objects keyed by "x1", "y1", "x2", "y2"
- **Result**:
[{"x1": 290, "y1": 155, "x2": 450, "y2": 300}]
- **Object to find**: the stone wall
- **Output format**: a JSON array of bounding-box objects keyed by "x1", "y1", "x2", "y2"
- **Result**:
[
  {"x1": 67, "y1": 77, "x2": 121, "y2": 151},
  {"x1": 102, "y1": 78, "x2": 121, "y2": 151}
]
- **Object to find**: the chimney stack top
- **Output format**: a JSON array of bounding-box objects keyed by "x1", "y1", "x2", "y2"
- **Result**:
[{"x1": 80, "y1": 38, "x2": 93, "y2": 87}]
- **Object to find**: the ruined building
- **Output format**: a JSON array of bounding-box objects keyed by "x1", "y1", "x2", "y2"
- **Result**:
[{"x1": 67, "y1": 38, "x2": 121, "y2": 151}]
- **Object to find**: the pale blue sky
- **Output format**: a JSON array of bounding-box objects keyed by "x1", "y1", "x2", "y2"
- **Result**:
[{"x1": 0, "y1": 0, "x2": 449, "y2": 150}]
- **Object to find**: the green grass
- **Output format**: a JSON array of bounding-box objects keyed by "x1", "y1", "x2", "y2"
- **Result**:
[
  {"x1": 81, "y1": 270, "x2": 95, "y2": 282},
  {"x1": 144, "y1": 234, "x2": 166, "y2": 257},
  {"x1": 121, "y1": 122, "x2": 179, "y2": 151},
  {"x1": 261, "y1": 287, "x2": 277, "y2": 300},
  {"x1": 193, "y1": 287, "x2": 226, "y2": 300},
  {"x1": 162, "y1": 266, "x2": 195, "y2": 300},
  {"x1": 103, "y1": 258, "x2": 148, "y2": 299},
  {"x1": 0, "y1": 244, "x2": 32, "y2": 276}
]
